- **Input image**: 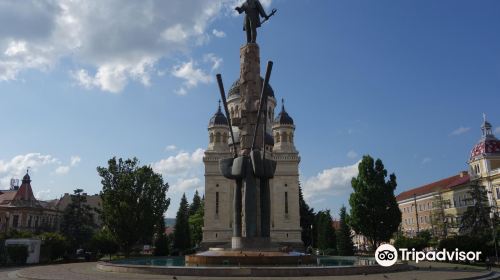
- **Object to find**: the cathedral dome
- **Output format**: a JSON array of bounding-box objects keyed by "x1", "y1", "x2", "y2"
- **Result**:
[
  {"x1": 274, "y1": 99, "x2": 294, "y2": 125},
  {"x1": 209, "y1": 103, "x2": 228, "y2": 126},
  {"x1": 227, "y1": 78, "x2": 275, "y2": 98},
  {"x1": 470, "y1": 117, "x2": 500, "y2": 161}
]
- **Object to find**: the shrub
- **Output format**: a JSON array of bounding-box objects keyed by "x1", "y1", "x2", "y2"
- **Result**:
[
  {"x1": 393, "y1": 234, "x2": 429, "y2": 252},
  {"x1": 39, "y1": 232, "x2": 68, "y2": 262},
  {"x1": 6, "y1": 244, "x2": 28, "y2": 265},
  {"x1": 438, "y1": 235, "x2": 492, "y2": 262},
  {"x1": 89, "y1": 228, "x2": 119, "y2": 259}
]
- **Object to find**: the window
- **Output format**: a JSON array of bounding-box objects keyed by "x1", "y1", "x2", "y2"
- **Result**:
[
  {"x1": 285, "y1": 192, "x2": 289, "y2": 214},
  {"x1": 496, "y1": 187, "x2": 500, "y2": 199},
  {"x1": 12, "y1": 215, "x2": 19, "y2": 228},
  {"x1": 215, "y1": 192, "x2": 219, "y2": 215}
]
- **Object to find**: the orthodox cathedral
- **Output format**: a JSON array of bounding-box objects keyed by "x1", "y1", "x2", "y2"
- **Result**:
[{"x1": 202, "y1": 79, "x2": 302, "y2": 248}]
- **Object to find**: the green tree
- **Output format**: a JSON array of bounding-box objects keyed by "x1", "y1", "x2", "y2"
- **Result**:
[
  {"x1": 349, "y1": 155, "x2": 401, "y2": 251},
  {"x1": 173, "y1": 193, "x2": 191, "y2": 254},
  {"x1": 189, "y1": 198, "x2": 204, "y2": 248},
  {"x1": 459, "y1": 183, "x2": 494, "y2": 236},
  {"x1": 336, "y1": 206, "x2": 354, "y2": 256},
  {"x1": 60, "y1": 189, "x2": 97, "y2": 251},
  {"x1": 97, "y1": 157, "x2": 170, "y2": 256},
  {"x1": 430, "y1": 190, "x2": 452, "y2": 238},
  {"x1": 189, "y1": 190, "x2": 202, "y2": 216},
  {"x1": 89, "y1": 228, "x2": 119, "y2": 260},
  {"x1": 39, "y1": 232, "x2": 68, "y2": 261},
  {"x1": 315, "y1": 210, "x2": 336, "y2": 254},
  {"x1": 153, "y1": 217, "x2": 169, "y2": 256},
  {"x1": 299, "y1": 184, "x2": 315, "y2": 248}
]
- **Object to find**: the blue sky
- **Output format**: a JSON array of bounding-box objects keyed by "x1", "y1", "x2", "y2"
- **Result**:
[{"x1": 0, "y1": 0, "x2": 499, "y2": 218}]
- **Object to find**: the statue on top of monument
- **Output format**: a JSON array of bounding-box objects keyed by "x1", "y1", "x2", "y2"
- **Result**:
[{"x1": 235, "y1": 0, "x2": 277, "y2": 44}]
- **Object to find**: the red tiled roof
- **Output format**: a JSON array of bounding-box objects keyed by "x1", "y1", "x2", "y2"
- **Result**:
[
  {"x1": 0, "y1": 191, "x2": 17, "y2": 205},
  {"x1": 396, "y1": 172, "x2": 470, "y2": 202}
]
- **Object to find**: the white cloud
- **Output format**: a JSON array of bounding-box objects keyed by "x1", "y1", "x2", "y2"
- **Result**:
[
  {"x1": 303, "y1": 161, "x2": 360, "y2": 200},
  {"x1": 204, "y1": 53, "x2": 223, "y2": 71},
  {"x1": 55, "y1": 155, "x2": 81, "y2": 175},
  {"x1": 0, "y1": 1, "x2": 246, "y2": 92},
  {"x1": 450, "y1": 126, "x2": 471, "y2": 136},
  {"x1": 346, "y1": 150, "x2": 358, "y2": 159},
  {"x1": 70, "y1": 156, "x2": 81, "y2": 166},
  {"x1": 55, "y1": 166, "x2": 70, "y2": 175},
  {"x1": 35, "y1": 189, "x2": 52, "y2": 200},
  {"x1": 165, "y1": 145, "x2": 178, "y2": 152},
  {"x1": 172, "y1": 60, "x2": 212, "y2": 95},
  {"x1": 171, "y1": 177, "x2": 202, "y2": 193},
  {"x1": 421, "y1": 157, "x2": 432, "y2": 165},
  {"x1": 152, "y1": 148, "x2": 204, "y2": 177},
  {"x1": 212, "y1": 29, "x2": 226, "y2": 38},
  {"x1": 0, "y1": 153, "x2": 58, "y2": 187}
]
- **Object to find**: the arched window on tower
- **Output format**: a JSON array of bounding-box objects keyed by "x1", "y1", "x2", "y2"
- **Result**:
[
  {"x1": 223, "y1": 132, "x2": 228, "y2": 144},
  {"x1": 215, "y1": 132, "x2": 221, "y2": 143},
  {"x1": 275, "y1": 132, "x2": 280, "y2": 143},
  {"x1": 290, "y1": 133, "x2": 294, "y2": 143},
  {"x1": 230, "y1": 107, "x2": 234, "y2": 118},
  {"x1": 209, "y1": 133, "x2": 214, "y2": 143}
]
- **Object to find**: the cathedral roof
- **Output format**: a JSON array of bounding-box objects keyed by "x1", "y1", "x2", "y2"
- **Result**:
[
  {"x1": 209, "y1": 102, "x2": 228, "y2": 126},
  {"x1": 227, "y1": 78, "x2": 275, "y2": 98},
  {"x1": 274, "y1": 99, "x2": 294, "y2": 125},
  {"x1": 470, "y1": 116, "x2": 500, "y2": 161}
]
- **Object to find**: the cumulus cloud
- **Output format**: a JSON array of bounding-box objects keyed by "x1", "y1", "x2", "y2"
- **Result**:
[
  {"x1": 303, "y1": 161, "x2": 360, "y2": 200},
  {"x1": 55, "y1": 155, "x2": 81, "y2": 175},
  {"x1": 450, "y1": 126, "x2": 470, "y2": 136},
  {"x1": 153, "y1": 148, "x2": 204, "y2": 198},
  {"x1": 171, "y1": 177, "x2": 202, "y2": 193},
  {"x1": 152, "y1": 148, "x2": 204, "y2": 177},
  {"x1": 212, "y1": 29, "x2": 226, "y2": 38},
  {"x1": 165, "y1": 145, "x2": 178, "y2": 152},
  {"x1": 0, "y1": 0, "x2": 248, "y2": 92},
  {"x1": 346, "y1": 150, "x2": 358, "y2": 159},
  {"x1": 172, "y1": 61, "x2": 211, "y2": 87},
  {"x1": 0, "y1": 153, "x2": 58, "y2": 187}
]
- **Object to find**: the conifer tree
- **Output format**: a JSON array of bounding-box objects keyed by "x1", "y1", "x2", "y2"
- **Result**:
[
  {"x1": 299, "y1": 184, "x2": 315, "y2": 247},
  {"x1": 336, "y1": 206, "x2": 354, "y2": 256},
  {"x1": 189, "y1": 190, "x2": 202, "y2": 216},
  {"x1": 315, "y1": 210, "x2": 336, "y2": 254},
  {"x1": 173, "y1": 193, "x2": 191, "y2": 254}
]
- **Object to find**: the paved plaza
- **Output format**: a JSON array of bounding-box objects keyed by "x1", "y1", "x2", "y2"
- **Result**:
[{"x1": 0, "y1": 262, "x2": 498, "y2": 280}]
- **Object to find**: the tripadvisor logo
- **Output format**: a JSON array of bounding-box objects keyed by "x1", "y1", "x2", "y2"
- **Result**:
[
  {"x1": 375, "y1": 244, "x2": 398, "y2": 267},
  {"x1": 375, "y1": 244, "x2": 482, "y2": 267}
]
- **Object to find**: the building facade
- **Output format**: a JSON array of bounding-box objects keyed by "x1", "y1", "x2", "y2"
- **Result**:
[
  {"x1": 0, "y1": 172, "x2": 103, "y2": 234},
  {"x1": 202, "y1": 81, "x2": 302, "y2": 248},
  {"x1": 0, "y1": 173, "x2": 60, "y2": 233},
  {"x1": 397, "y1": 117, "x2": 500, "y2": 238}
]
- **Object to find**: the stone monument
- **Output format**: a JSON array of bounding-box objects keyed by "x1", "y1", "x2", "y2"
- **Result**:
[{"x1": 186, "y1": 2, "x2": 311, "y2": 265}]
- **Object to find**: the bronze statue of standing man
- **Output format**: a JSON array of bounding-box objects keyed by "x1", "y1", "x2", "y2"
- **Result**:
[{"x1": 235, "y1": 0, "x2": 276, "y2": 44}]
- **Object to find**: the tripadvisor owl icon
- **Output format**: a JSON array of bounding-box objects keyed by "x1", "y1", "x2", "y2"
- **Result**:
[{"x1": 375, "y1": 244, "x2": 398, "y2": 267}]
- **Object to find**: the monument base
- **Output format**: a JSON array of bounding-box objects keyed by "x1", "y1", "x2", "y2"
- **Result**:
[
  {"x1": 231, "y1": 237, "x2": 243, "y2": 249},
  {"x1": 185, "y1": 249, "x2": 316, "y2": 266}
]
